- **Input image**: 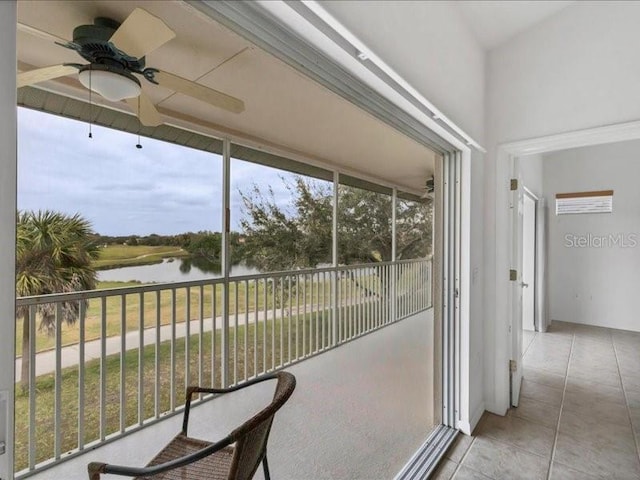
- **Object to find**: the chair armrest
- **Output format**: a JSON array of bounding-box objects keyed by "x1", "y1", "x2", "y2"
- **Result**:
[
  {"x1": 87, "y1": 435, "x2": 234, "y2": 479},
  {"x1": 181, "y1": 373, "x2": 280, "y2": 434}
]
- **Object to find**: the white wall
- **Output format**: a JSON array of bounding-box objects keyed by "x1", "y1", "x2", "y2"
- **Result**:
[
  {"x1": 321, "y1": 0, "x2": 487, "y2": 430},
  {"x1": 543, "y1": 140, "x2": 640, "y2": 332},
  {"x1": 488, "y1": 1, "x2": 640, "y2": 144},
  {"x1": 484, "y1": 1, "x2": 640, "y2": 414},
  {"x1": 518, "y1": 154, "x2": 543, "y2": 198},
  {"x1": 321, "y1": 0, "x2": 485, "y2": 141},
  {"x1": 0, "y1": 2, "x2": 16, "y2": 478}
]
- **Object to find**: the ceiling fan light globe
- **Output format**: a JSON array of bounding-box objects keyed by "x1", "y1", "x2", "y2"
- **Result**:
[{"x1": 78, "y1": 68, "x2": 141, "y2": 102}]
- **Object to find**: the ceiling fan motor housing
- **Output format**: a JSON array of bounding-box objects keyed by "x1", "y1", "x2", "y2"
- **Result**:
[{"x1": 72, "y1": 17, "x2": 146, "y2": 72}]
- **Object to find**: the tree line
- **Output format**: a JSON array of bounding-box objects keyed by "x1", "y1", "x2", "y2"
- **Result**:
[{"x1": 15, "y1": 176, "x2": 432, "y2": 390}]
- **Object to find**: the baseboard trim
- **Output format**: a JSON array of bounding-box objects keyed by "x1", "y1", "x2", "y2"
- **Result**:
[{"x1": 458, "y1": 402, "x2": 485, "y2": 434}]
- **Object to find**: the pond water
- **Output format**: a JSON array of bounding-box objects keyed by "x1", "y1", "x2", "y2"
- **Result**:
[{"x1": 97, "y1": 258, "x2": 261, "y2": 283}]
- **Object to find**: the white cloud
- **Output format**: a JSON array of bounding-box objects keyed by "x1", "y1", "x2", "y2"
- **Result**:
[{"x1": 17, "y1": 108, "x2": 312, "y2": 235}]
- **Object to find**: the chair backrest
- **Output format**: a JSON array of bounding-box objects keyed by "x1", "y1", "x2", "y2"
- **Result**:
[{"x1": 227, "y1": 371, "x2": 296, "y2": 480}]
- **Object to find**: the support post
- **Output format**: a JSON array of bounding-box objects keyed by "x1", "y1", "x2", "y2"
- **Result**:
[
  {"x1": 0, "y1": 3, "x2": 17, "y2": 478},
  {"x1": 221, "y1": 139, "x2": 231, "y2": 387},
  {"x1": 331, "y1": 171, "x2": 339, "y2": 346}
]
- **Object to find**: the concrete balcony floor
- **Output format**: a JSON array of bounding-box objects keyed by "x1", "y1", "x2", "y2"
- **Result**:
[{"x1": 27, "y1": 310, "x2": 435, "y2": 480}]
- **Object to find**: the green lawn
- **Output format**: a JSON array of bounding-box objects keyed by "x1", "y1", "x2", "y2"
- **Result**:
[
  {"x1": 14, "y1": 311, "x2": 336, "y2": 473},
  {"x1": 16, "y1": 275, "x2": 375, "y2": 356},
  {"x1": 92, "y1": 245, "x2": 189, "y2": 270}
]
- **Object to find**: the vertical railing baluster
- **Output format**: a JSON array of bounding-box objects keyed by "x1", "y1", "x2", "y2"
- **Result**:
[
  {"x1": 245, "y1": 279, "x2": 249, "y2": 381},
  {"x1": 413, "y1": 262, "x2": 417, "y2": 314},
  {"x1": 325, "y1": 271, "x2": 329, "y2": 347},
  {"x1": 170, "y1": 289, "x2": 176, "y2": 411},
  {"x1": 356, "y1": 268, "x2": 366, "y2": 337},
  {"x1": 272, "y1": 278, "x2": 276, "y2": 368},
  {"x1": 263, "y1": 278, "x2": 267, "y2": 374},
  {"x1": 185, "y1": 286, "x2": 191, "y2": 393},
  {"x1": 302, "y1": 275, "x2": 307, "y2": 355},
  {"x1": 138, "y1": 292, "x2": 144, "y2": 425},
  {"x1": 400, "y1": 264, "x2": 404, "y2": 319},
  {"x1": 365, "y1": 267, "x2": 369, "y2": 333},
  {"x1": 154, "y1": 290, "x2": 160, "y2": 419},
  {"x1": 404, "y1": 264, "x2": 408, "y2": 317},
  {"x1": 348, "y1": 270, "x2": 352, "y2": 339},
  {"x1": 78, "y1": 300, "x2": 86, "y2": 450},
  {"x1": 315, "y1": 273, "x2": 319, "y2": 352},
  {"x1": 320, "y1": 272, "x2": 325, "y2": 349},
  {"x1": 212, "y1": 285, "x2": 217, "y2": 387},
  {"x1": 377, "y1": 265, "x2": 381, "y2": 327},
  {"x1": 198, "y1": 285, "x2": 204, "y2": 396},
  {"x1": 389, "y1": 264, "x2": 393, "y2": 322},
  {"x1": 54, "y1": 303, "x2": 62, "y2": 460},
  {"x1": 254, "y1": 280, "x2": 258, "y2": 377},
  {"x1": 288, "y1": 275, "x2": 292, "y2": 363},
  {"x1": 28, "y1": 306, "x2": 36, "y2": 470},
  {"x1": 391, "y1": 263, "x2": 397, "y2": 323},
  {"x1": 119, "y1": 295, "x2": 126, "y2": 434},
  {"x1": 356, "y1": 267, "x2": 364, "y2": 331},
  {"x1": 408, "y1": 263, "x2": 411, "y2": 316},
  {"x1": 420, "y1": 261, "x2": 423, "y2": 310},
  {"x1": 424, "y1": 261, "x2": 427, "y2": 308},
  {"x1": 367, "y1": 267, "x2": 371, "y2": 333},
  {"x1": 331, "y1": 269, "x2": 337, "y2": 347},
  {"x1": 100, "y1": 297, "x2": 107, "y2": 441},
  {"x1": 415, "y1": 263, "x2": 419, "y2": 313},
  {"x1": 373, "y1": 266, "x2": 378, "y2": 329},
  {"x1": 382, "y1": 265, "x2": 387, "y2": 324},
  {"x1": 360, "y1": 267, "x2": 364, "y2": 334},
  {"x1": 279, "y1": 277, "x2": 284, "y2": 366},
  {"x1": 234, "y1": 282, "x2": 238, "y2": 385},
  {"x1": 364, "y1": 267, "x2": 367, "y2": 332},
  {"x1": 339, "y1": 270, "x2": 343, "y2": 343},
  {"x1": 429, "y1": 260, "x2": 433, "y2": 307},
  {"x1": 307, "y1": 274, "x2": 312, "y2": 351},
  {"x1": 376, "y1": 265, "x2": 386, "y2": 327},
  {"x1": 295, "y1": 274, "x2": 300, "y2": 360}
]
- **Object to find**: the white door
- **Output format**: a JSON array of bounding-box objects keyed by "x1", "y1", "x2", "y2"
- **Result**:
[
  {"x1": 522, "y1": 193, "x2": 536, "y2": 331},
  {"x1": 510, "y1": 173, "x2": 524, "y2": 407}
]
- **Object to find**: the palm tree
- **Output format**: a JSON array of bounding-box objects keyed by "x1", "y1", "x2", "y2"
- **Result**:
[{"x1": 16, "y1": 211, "x2": 99, "y2": 392}]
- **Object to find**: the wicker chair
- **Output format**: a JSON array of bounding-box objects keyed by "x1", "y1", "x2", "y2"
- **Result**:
[{"x1": 88, "y1": 371, "x2": 296, "y2": 480}]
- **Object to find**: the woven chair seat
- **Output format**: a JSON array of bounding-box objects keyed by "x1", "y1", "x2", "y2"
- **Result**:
[
  {"x1": 88, "y1": 372, "x2": 296, "y2": 480},
  {"x1": 135, "y1": 434, "x2": 235, "y2": 480}
]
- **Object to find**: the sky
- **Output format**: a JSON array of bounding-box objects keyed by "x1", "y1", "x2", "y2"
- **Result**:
[{"x1": 17, "y1": 108, "x2": 300, "y2": 235}]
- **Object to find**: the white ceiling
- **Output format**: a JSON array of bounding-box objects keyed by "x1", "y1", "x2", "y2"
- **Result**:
[
  {"x1": 455, "y1": 1, "x2": 574, "y2": 50},
  {"x1": 16, "y1": 0, "x2": 437, "y2": 193}
]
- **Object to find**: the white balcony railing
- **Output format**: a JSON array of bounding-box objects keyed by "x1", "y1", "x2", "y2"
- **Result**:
[{"x1": 14, "y1": 258, "x2": 431, "y2": 478}]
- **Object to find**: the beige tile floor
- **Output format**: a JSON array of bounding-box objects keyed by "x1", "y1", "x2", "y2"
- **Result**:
[{"x1": 434, "y1": 321, "x2": 640, "y2": 480}]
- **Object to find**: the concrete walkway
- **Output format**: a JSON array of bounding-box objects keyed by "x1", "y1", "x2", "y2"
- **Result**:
[{"x1": 15, "y1": 305, "x2": 318, "y2": 378}]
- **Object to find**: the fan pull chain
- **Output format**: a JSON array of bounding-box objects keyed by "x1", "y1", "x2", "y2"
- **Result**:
[
  {"x1": 88, "y1": 68, "x2": 93, "y2": 139},
  {"x1": 136, "y1": 97, "x2": 142, "y2": 149}
]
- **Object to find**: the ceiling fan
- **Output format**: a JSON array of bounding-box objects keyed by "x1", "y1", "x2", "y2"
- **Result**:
[{"x1": 17, "y1": 8, "x2": 245, "y2": 127}]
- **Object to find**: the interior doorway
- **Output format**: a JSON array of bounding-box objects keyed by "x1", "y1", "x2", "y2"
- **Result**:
[{"x1": 495, "y1": 119, "x2": 640, "y2": 414}]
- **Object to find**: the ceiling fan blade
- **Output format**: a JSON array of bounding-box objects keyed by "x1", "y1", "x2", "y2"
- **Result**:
[
  {"x1": 17, "y1": 22, "x2": 70, "y2": 45},
  {"x1": 17, "y1": 65, "x2": 77, "y2": 88},
  {"x1": 155, "y1": 71, "x2": 245, "y2": 114},
  {"x1": 109, "y1": 8, "x2": 176, "y2": 59},
  {"x1": 125, "y1": 93, "x2": 163, "y2": 127}
]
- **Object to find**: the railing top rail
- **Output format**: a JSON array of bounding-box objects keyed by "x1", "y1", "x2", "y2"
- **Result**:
[
  {"x1": 16, "y1": 257, "x2": 432, "y2": 306},
  {"x1": 16, "y1": 276, "x2": 225, "y2": 306}
]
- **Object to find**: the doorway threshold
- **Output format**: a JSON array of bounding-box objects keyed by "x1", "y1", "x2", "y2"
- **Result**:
[{"x1": 395, "y1": 424, "x2": 458, "y2": 479}]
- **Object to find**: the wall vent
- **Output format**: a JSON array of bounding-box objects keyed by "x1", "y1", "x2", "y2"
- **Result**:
[{"x1": 556, "y1": 190, "x2": 613, "y2": 215}]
